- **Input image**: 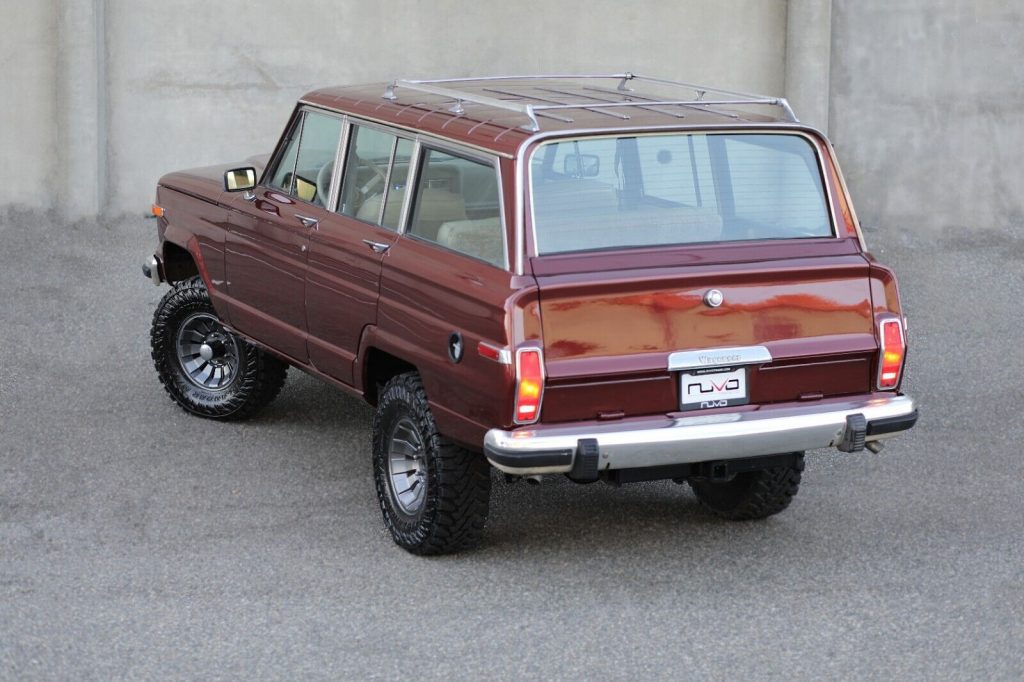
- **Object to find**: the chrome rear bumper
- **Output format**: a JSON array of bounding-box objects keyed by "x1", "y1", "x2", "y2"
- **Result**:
[{"x1": 484, "y1": 394, "x2": 917, "y2": 476}]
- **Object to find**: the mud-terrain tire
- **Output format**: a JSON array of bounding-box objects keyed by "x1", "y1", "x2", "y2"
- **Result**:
[
  {"x1": 150, "y1": 276, "x2": 287, "y2": 420},
  {"x1": 689, "y1": 453, "x2": 805, "y2": 520},
  {"x1": 372, "y1": 372, "x2": 491, "y2": 555}
]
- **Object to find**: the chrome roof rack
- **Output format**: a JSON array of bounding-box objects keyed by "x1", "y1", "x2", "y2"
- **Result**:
[{"x1": 382, "y1": 73, "x2": 798, "y2": 132}]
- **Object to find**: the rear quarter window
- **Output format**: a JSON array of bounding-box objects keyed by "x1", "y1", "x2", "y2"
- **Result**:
[{"x1": 407, "y1": 148, "x2": 506, "y2": 269}]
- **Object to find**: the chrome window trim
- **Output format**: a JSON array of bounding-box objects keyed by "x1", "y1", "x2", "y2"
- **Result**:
[
  {"x1": 522, "y1": 128, "x2": 839, "y2": 260},
  {"x1": 262, "y1": 105, "x2": 347, "y2": 209},
  {"x1": 513, "y1": 122, "x2": 843, "y2": 274},
  {"x1": 326, "y1": 118, "x2": 351, "y2": 213},
  {"x1": 297, "y1": 99, "x2": 516, "y2": 159},
  {"x1": 378, "y1": 136, "x2": 399, "y2": 226},
  {"x1": 260, "y1": 105, "x2": 303, "y2": 190},
  {"x1": 822, "y1": 139, "x2": 868, "y2": 252},
  {"x1": 397, "y1": 140, "x2": 423, "y2": 234},
  {"x1": 334, "y1": 116, "x2": 415, "y2": 229}
]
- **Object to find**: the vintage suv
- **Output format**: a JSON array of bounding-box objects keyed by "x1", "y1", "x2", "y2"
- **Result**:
[{"x1": 143, "y1": 74, "x2": 917, "y2": 554}]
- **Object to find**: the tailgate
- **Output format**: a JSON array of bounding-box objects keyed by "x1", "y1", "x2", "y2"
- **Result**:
[{"x1": 531, "y1": 242, "x2": 876, "y2": 422}]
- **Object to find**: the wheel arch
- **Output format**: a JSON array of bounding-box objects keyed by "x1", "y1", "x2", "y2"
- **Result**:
[
  {"x1": 362, "y1": 346, "x2": 417, "y2": 407},
  {"x1": 161, "y1": 241, "x2": 200, "y2": 284}
]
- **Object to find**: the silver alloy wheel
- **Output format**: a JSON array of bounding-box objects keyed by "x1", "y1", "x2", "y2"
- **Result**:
[
  {"x1": 175, "y1": 312, "x2": 240, "y2": 391},
  {"x1": 387, "y1": 417, "x2": 427, "y2": 515}
]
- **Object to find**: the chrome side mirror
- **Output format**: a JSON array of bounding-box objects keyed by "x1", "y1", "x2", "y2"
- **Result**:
[{"x1": 224, "y1": 167, "x2": 257, "y2": 192}]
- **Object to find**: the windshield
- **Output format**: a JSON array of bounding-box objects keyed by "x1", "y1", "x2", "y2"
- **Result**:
[{"x1": 529, "y1": 133, "x2": 833, "y2": 255}]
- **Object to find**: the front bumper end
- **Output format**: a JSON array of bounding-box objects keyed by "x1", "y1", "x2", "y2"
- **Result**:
[
  {"x1": 484, "y1": 393, "x2": 917, "y2": 476},
  {"x1": 142, "y1": 254, "x2": 163, "y2": 286}
]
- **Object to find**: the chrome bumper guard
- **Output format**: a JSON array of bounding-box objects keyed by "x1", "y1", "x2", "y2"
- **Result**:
[
  {"x1": 484, "y1": 394, "x2": 917, "y2": 476},
  {"x1": 142, "y1": 254, "x2": 163, "y2": 286}
]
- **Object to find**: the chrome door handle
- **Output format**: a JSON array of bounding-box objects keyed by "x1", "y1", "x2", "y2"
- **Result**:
[
  {"x1": 296, "y1": 214, "x2": 319, "y2": 229},
  {"x1": 362, "y1": 239, "x2": 391, "y2": 254}
]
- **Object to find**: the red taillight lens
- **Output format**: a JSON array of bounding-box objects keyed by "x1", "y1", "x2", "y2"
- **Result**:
[
  {"x1": 878, "y1": 318, "x2": 906, "y2": 389},
  {"x1": 514, "y1": 348, "x2": 544, "y2": 424}
]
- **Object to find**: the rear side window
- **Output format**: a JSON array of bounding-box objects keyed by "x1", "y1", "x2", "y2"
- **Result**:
[
  {"x1": 407, "y1": 148, "x2": 505, "y2": 268},
  {"x1": 530, "y1": 133, "x2": 832, "y2": 255}
]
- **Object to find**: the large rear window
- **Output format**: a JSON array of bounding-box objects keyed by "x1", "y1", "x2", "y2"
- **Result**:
[{"x1": 529, "y1": 133, "x2": 832, "y2": 255}]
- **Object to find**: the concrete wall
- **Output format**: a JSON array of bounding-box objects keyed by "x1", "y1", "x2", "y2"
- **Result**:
[
  {"x1": 6, "y1": 1, "x2": 1020, "y2": 235},
  {"x1": 0, "y1": 0, "x2": 787, "y2": 218},
  {"x1": 0, "y1": 1, "x2": 58, "y2": 211},
  {"x1": 830, "y1": 0, "x2": 1024, "y2": 233}
]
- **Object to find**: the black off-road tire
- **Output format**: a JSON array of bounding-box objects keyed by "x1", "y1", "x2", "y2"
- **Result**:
[
  {"x1": 150, "y1": 276, "x2": 287, "y2": 420},
  {"x1": 372, "y1": 372, "x2": 491, "y2": 555},
  {"x1": 689, "y1": 453, "x2": 805, "y2": 520}
]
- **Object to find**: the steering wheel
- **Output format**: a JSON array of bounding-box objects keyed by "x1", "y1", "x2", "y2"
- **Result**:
[{"x1": 315, "y1": 160, "x2": 335, "y2": 207}]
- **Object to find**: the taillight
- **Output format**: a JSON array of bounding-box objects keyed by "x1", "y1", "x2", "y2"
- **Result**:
[
  {"x1": 877, "y1": 317, "x2": 906, "y2": 390},
  {"x1": 514, "y1": 347, "x2": 545, "y2": 424}
]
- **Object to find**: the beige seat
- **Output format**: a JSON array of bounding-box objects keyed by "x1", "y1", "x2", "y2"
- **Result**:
[
  {"x1": 355, "y1": 187, "x2": 404, "y2": 227},
  {"x1": 407, "y1": 190, "x2": 467, "y2": 240},
  {"x1": 436, "y1": 217, "x2": 504, "y2": 266}
]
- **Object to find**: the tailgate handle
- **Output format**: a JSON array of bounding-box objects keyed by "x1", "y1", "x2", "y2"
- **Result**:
[{"x1": 363, "y1": 239, "x2": 391, "y2": 254}]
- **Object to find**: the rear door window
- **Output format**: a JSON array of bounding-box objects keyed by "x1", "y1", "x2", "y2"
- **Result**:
[{"x1": 337, "y1": 125, "x2": 412, "y2": 230}]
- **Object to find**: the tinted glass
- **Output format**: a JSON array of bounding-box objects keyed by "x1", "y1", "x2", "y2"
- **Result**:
[
  {"x1": 409, "y1": 149, "x2": 504, "y2": 268},
  {"x1": 530, "y1": 133, "x2": 831, "y2": 255},
  {"x1": 338, "y1": 125, "x2": 398, "y2": 225},
  {"x1": 291, "y1": 112, "x2": 341, "y2": 207}
]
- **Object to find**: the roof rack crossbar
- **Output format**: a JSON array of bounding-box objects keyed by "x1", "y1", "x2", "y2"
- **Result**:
[
  {"x1": 537, "y1": 86, "x2": 686, "y2": 120},
  {"x1": 382, "y1": 73, "x2": 798, "y2": 131},
  {"x1": 481, "y1": 87, "x2": 630, "y2": 122},
  {"x1": 582, "y1": 85, "x2": 746, "y2": 120}
]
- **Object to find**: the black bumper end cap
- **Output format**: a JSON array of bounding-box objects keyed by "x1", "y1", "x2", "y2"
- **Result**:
[
  {"x1": 867, "y1": 409, "x2": 919, "y2": 437},
  {"x1": 567, "y1": 438, "x2": 600, "y2": 483}
]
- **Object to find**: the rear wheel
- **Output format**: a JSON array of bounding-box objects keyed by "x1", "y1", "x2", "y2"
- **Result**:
[
  {"x1": 372, "y1": 372, "x2": 490, "y2": 555},
  {"x1": 150, "y1": 276, "x2": 287, "y2": 420},
  {"x1": 689, "y1": 453, "x2": 805, "y2": 520}
]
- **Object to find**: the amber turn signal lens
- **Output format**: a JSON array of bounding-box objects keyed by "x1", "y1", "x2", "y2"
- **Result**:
[
  {"x1": 877, "y1": 318, "x2": 905, "y2": 389},
  {"x1": 151, "y1": 204, "x2": 165, "y2": 218},
  {"x1": 514, "y1": 348, "x2": 545, "y2": 424}
]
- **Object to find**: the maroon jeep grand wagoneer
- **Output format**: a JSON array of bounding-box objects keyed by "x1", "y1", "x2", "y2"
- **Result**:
[{"x1": 143, "y1": 74, "x2": 917, "y2": 554}]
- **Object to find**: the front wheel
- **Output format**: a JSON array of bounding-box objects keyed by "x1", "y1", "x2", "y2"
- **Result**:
[
  {"x1": 372, "y1": 372, "x2": 491, "y2": 555},
  {"x1": 688, "y1": 453, "x2": 805, "y2": 520},
  {"x1": 150, "y1": 277, "x2": 287, "y2": 420}
]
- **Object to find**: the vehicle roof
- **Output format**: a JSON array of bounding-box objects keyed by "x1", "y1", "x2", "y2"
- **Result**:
[{"x1": 300, "y1": 74, "x2": 796, "y2": 157}]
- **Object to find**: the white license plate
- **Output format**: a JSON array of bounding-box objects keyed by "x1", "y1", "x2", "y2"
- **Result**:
[{"x1": 679, "y1": 367, "x2": 748, "y2": 411}]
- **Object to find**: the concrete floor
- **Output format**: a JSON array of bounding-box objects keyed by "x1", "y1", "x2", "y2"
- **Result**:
[{"x1": 1, "y1": 209, "x2": 1022, "y2": 679}]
